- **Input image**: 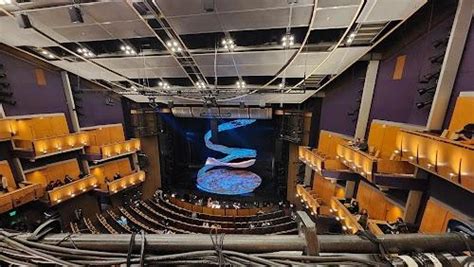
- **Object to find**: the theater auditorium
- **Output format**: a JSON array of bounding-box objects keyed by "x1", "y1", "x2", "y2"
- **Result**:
[{"x1": 0, "y1": 0, "x2": 472, "y2": 265}]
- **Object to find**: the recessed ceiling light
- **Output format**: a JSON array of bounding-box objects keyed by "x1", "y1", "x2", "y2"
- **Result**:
[{"x1": 281, "y1": 33, "x2": 294, "y2": 48}]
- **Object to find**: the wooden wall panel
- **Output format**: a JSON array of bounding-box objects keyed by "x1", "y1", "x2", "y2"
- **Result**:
[{"x1": 392, "y1": 55, "x2": 406, "y2": 80}]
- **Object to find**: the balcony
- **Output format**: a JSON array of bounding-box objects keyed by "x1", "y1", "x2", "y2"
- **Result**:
[
  {"x1": 0, "y1": 183, "x2": 44, "y2": 213},
  {"x1": 295, "y1": 184, "x2": 319, "y2": 215},
  {"x1": 46, "y1": 175, "x2": 99, "y2": 205},
  {"x1": 329, "y1": 197, "x2": 364, "y2": 234},
  {"x1": 398, "y1": 129, "x2": 474, "y2": 192},
  {"x1": 336, "y1": 120, "x2": 422, "y2": 189},
  {"x1": 0, "y1": 118, "x2": 14, "y2": 141},
  {"x1": 105, "y1": 170, "x2": 145, "y2": 194},
  {"x1": 13, "y1": 132, "x2": 89, "y2": 160},
  {"x1": 85, "y1": 139, "x2": 141, "y2": 162}
]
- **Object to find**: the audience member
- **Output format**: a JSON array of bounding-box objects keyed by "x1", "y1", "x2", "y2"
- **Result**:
[
  {"x1": 113, "y1": 172, "x2": 122, "y2": 180},
  {"x1": 64, "y1": 174, "x2": 74, "y2": 184},
  {"x1": 389, "y1": 217, "x2": 409, "y2": 234},
  {"x1": 357, "y1": 209, "x2": 369, "y2": 229},
  {"x1": 53, "y1": 179, "x2": 64, "y2": 188},
  {"x1": 347, "y1": 199, "x2": 359, "y2": 214},
  {"x1": 0, "y1": 174, "x2": 8, "y2": 193},
  {"x1": 46, "y1": 181, "x2": 55, "y2": 191}
]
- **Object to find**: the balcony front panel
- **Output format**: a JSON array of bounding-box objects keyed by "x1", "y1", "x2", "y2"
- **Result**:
[
  {"x1": 47, "y1": 175, "x2": 99, "y2": 205},
  {"x1": 106, "y1": 170, "x2": 145, "y2": 194}
]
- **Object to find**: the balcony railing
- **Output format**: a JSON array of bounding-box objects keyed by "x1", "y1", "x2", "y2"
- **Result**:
[
  {"x1": 398, "y1": 130, "x2": 474, "y2": 192},
  {"x1": 47, "y1": 175, "x2": 99, "y2": 205},
  {"x1": 329, "y1": 197, "x2": 364, "y2": 234},
  {"x1": 298, "y1": 146, "x2": 347, "y2": 175},
  {"x1": 295, "y1": 184, "x2": 319, "y2": 215},
  {"x1": 0, "y1": 182, "x2": 43, "y2": 213},
  {"x1": 85, "y1": 139, "x2": 141, "y2": 162},
  {"x1": 13, "y1": 132, "x2": 89, "y2": 159},
  {"x1": 106, "y1": 170, "x2": 145, "y2": 194}
]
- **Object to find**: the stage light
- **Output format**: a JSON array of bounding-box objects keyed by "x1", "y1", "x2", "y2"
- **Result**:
[
  {"x1": 68, "y1": 6, "x2": 84, "y2": 24},
  {"x1": 346, "y1": 32, "x2": 356, "y2": 45},
  {"x1": 121, "y1": 45, "x2": 136, "y2": 55},
  {"x1": 416, "y1": 100, "x2": 433, "y2": 109},
  {"x1": 281, "y1": 33, "x2": 294, "y2": 48},
  {"x1": 279, "y1": 82, "x2": 285, "y2": 89},
  {"x1": 167, "y1": 40, "x2": 182, "y2": 53},
  {"x1": 196, "y1": 81, "x2": 206, "y2": 89},
  {"x1": 222, "y1": 37, "x2": 235, "y2": 51},
  {"x1": 76, "y1": 47, "x2": 95, "y2": 57},
  {"x1": 158, "y1": 81, "x2": 170, "y2": 89},
  {"x1": 236, "y1": 80, "x2": 246, "y2": 89},
  {"x1": 40, "y1": 49, "x2": 56, "y2": 59}
]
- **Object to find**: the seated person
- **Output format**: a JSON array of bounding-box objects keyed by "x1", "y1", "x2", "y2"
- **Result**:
[
  {"x1": 357, "y1": 209, "x2": 369, "y2": 229},
  {"x1": 347, "y1": 199, "x2": 360, "y2": 214},
  {"x1": 388, "y1": 217, "x2": 410, "y2": 234},
  {"x1": 0, "y1": 174, "x2": 8, "y2": 193},
  {"x1": 357, "y1": 139, "x2": 369, "y2": 152},
  {"x1": 113, "y1": 172, "x2": 122, "y2": 180},
  {"x1": 64, "y1": 174, "x2": 75, "y2": 184},
  {"x1": 46, "y1": 181, "x2": 55, "y2": 191},
  {"x1": 78, "y1": 172, "x2": 87, "y2": 179},
  {"x1": 454, "y1": 123, "x2": 474, "y2": 142},
  {"x1": 53, "y1": 179, "x2": 64, "y2": 188},
  {"x1": 105, "y1": 176, "x2": 113, "y2": 183}
]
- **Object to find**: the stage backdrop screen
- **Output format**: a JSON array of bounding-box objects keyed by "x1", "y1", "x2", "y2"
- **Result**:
[{"x1": 161, "y1": 116, "x2": 276, "y2": 198}]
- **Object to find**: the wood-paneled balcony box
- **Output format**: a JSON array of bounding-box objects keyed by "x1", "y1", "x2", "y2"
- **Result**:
[
  {"x1": 82, "y1": 124, "x2": 141, "y2": 162},
  {"x1": 24, "y1": 159, "x2": 98, "y2": 206},
  {"x1": 0, "y1": 161, "x2": 44, "y2": 213},
  {"x1": 90, "y1": 158, "x2": 145, "y2": 195},
  {"x1": 298, "y1": 131, "x2": 350, "y2": 177},
  {"x1": 9, "y1": 114, "x2": 88, "y2": 160},
  {"x1": 337, "y1": 120, "x2": 425, "y2": 190},
  {"x1": 397, "y1": 93, "x2": 474, "y2": 192},
  {"x1": 329, "y1": 197, "x2": 364, "y2": 234}
]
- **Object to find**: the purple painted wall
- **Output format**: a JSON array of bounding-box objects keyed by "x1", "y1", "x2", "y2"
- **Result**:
[
  {"x1": 0, "y1": 51, "x2": 124, "y2": 129},
  {"x1": 442, "y1": 21, "x2": 474, "y2": 128},
  {"x1": 368, "y1": 16, "x2": 454, "y2": 127},
  {"x1": 319, "y1": 62, "x2": 367, "y2": 136},
  {"x1": 0, "y1": 51, "x2": 71, "y2": 126},
  {"x1": 77, "y1": 90, "x2": 124, "y2": 128}
]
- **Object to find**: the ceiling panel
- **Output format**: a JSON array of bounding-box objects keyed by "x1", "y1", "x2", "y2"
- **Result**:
[
  {"x1": 52, "y1": 24, "x2": 113, "y2": 42},
  {"x1": 357, "y1": 0, "x2": 427, "y2": 23},
  {"x1": 237, "y1": 65, "x2": 282, "y2": 76},
  {"x1": 94, "y1": 55, "x2": 179, "y2": 69},
  {"x1": 53, "y1": 61, "x2": 125, "y2": 81},
  {"x1": 117, "y1": 67, "x2": 186, "y2": 79},
  {"x1": 311, "y1": 5, "x2": 360, "y2": 29},
  {"x1": 0, "y1": 18, "x2": 58, "y2": 47}
]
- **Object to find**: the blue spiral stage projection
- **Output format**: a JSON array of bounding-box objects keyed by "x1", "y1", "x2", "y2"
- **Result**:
[{"x1": 197, "y1": 119, "x2": 262, "y2": 195}]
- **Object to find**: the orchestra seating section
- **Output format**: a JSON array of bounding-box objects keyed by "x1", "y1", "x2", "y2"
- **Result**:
[
  {"x1": 0, "y1": 161, "x2": 43, "y2": 213},
  {"x1": 336, "y1": 120, "x2": 421, "y2": 184},
  {"x1": 90, "y1": 158, "x2": 145, "y2": 195},
  {"x1": 6, "y1": 114, "x2": 89, "y2": 159},
  {"x1": 71, "y1": 194, "x2": 297, "y2": 235},
  {"x1": 24, "y1": 159, "x2": 98, "y2": 205},
  {"x1": 81, "y1": 124, "x2": 141, "y2": 162},
  {"x1": 299, "y1": 130, "x2": 350, "y2": 175},
  {"x1": 398, "y1": 93, "x2": 474, "y2": 192}
]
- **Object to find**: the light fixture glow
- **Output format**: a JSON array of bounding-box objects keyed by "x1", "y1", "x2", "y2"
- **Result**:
[
  {"x1": 121, "y1": 45, "x2": 136, "y2": 55},
  {"x1": 222, "y1": 37, "x2": 235, "y2": 51},
  {"x1": 167, "y1": 40, "x2": 182, "y2": 53},
  {"x1": 281, "y1": 34, "x2": 294, "y2": 48},
  {"x1": 236, "y1": 80, "x2": 246, "y2": 89}
]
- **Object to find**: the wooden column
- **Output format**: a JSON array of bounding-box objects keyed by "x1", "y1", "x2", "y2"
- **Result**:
[{"x1": 287, "y1": 143, "x2": 299, "y2": 204}]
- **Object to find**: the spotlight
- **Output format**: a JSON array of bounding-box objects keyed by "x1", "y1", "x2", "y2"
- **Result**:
[
  {"x1": 167, "y1": 40, "x2": 182, "y2": 53},
  {"x1": 417, "y1": 85, "x2": 436, "y2": 95},
  {"x1": 346, "y1": 32, "x2": 356, "y2": 45},
  {"x1": 158, "y1": 81, "x2": 170, "y2": 89},
  {"x1": 281, "y1": 33, "x2": 294, "y2": 48},
  {"x1": 196, "y1": 81, "x2": 206, "y2": 89},
  {"x1": 76, "y1": 47, "x2": 95, "y2": 57},
  {"x1": 222, "y1": 37, "x2": 235, "y2": 51},
  {"x1": 121, "y1": 45, "x2": 136, "y2": 55},
  {"x1": 39, "y1": 49, "x2": 56, "y2": 59},
  {"x1": 68, "y1": 6, "x2": 84, "y2": 24},
  {"x1": 416, "y1": 100, "x2": 433, "y2": 109},
  {"x1": 279, "y1": 82, "x2": 285, "y2": 89},
  {"x1": 236, "y1": 80, "x2": 246, "y2": 89}
]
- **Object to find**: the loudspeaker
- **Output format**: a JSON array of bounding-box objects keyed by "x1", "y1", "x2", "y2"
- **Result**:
[{"x1": 16, "y1": 14, "x2": 32, "y2": 29}]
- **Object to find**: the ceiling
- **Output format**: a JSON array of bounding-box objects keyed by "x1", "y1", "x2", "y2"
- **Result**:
[{"x1": 0, "y1": 0, "x2": 427, "y2": 105}]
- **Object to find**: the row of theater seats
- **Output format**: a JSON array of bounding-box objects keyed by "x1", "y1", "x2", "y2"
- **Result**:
[{"x1": 75, "y1": 197, "x2": 298, "y2": 235}]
